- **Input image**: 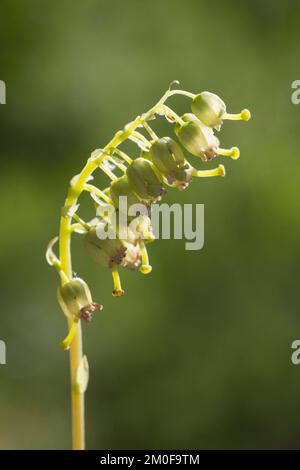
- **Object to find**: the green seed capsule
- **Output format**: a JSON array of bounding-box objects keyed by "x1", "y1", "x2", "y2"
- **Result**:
[
  {"x1": 147, "y1": 137, "x2": 183, "y2": 174},
  {"x1": 192, "y1": 92, "x2": 226, "y2": 130},
  {"x1": 143, "y1": 137, "x2": 191, "y2": 188},
  {"x1": 84, "y1": 226, "x2": 126, "y2": 268},
  {"x1": 147, "y1": 137, "x2": 185, "y2": 173},
  {"x1": 126, "y1": 157, "x2": 165, "y2": 201},
  {"x1": 109, "y1": 175, "x2": 141, "y2": 209},
  {"x1": 57, "y1": 278, "x2": 101, "y2": 322},
  {"x1": 174, "y1": 113, "x2": 219, "y2": 161}
]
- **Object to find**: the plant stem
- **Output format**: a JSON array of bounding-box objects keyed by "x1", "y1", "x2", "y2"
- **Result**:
[
  {"x1": 69, "y1": 320, "x2": 84, "y2": 450},
  {"x1": 59, "y1": 160, "x2": 97, "y2": 451}
]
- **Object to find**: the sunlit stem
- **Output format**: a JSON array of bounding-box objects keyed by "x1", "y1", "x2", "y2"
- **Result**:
[
  {"x1": 133, "y1": 130, "x2": 151, "y2": 145},
  {"x1": 106, "y1": 155, "x2": 127, "y2": 173},
  {"x1": 130, "y1": 131, "x2": 151, "y2": 149},
  {"x1": 129, "y1": 134, "x2": 150, "y2": 149},
  {"x1": 59, "y1": 269, "x2": 69, "y2": 284},
  {"x1": 161, "y1": 105, "x2": 184, "y2": 125},
  {"x1": 167, "y1": 89, "x2": 196, "y2": 99},
  {"x1": 138, "y1": 240, "x2": 152, "y2": 274},
  {"x1": 83, "y1": 184, "x2": 112, "y2": 204},
  {"x1": 192, "y1": 164, "x2": 226, "y2": 177},
  {"x1": 113, "y1": 148, "x2": 133, "y2": 165},
  {"x1": 70, "y1": 223, "x2": 87, "y2": 234},
  {"x1": 59, "y1": 155, "x2": 100, "y2": 450},
  {"x1": 72, "y1": 213, "x2": 90, "y2": 231},
  {"x1": 111, "y1": 265, "x2": 125, "y2": 297},
  {"x1": 102, "y1": 84, "x2": 192, "y2": 152},
  {"x1": 143, "y1": 121, "x2": 158, "y2": 141},
  {"x1": 217, "y1": 147, "x2": 240, "y2": 160},
  {"x1": 99, "y1": 161, "x2": 118, "y2": 181},
  {"x1": 60, "y1": 319, "x2": 79, "y2": 351},
  {"x1": 46, "y1": 237, "x2": 69, "y2": 283},
  {"x1": 223, "y1": 109, "x2": 251, "y2": 121},
  {"x1": 52, "y1": 261, "x2": 69, "y2": 283}
]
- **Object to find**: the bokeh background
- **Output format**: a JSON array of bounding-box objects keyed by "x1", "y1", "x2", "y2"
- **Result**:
[{"x1": 0, "y1": 0, "x2": 300, "y2": 450}]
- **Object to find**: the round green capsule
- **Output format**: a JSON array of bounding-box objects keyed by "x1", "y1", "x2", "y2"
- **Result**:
[
  {"x1": 143, "y1": 136, "x2": 191, "y2": 187},
  {"x1": 191, "y1": 92, "x2": 226, "y2": 130},
  {"x1": 84, "y1": 226, "x2": 126, "y2": 268},
  {"x1": 174, "y1": 113, "x2": 219, "y2": 161},
  {"x1": 126, "y1": 157, "x2": 165, "y2": 201},
  {"x1": 57, "y1": 278, "x2": 99, "y2": 321},
  {"x1": 109, "y1": 175, "x2": 141, "y2": 209}
]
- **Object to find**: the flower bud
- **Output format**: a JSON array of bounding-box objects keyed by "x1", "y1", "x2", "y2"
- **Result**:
[
  {"x1": 143, "y1": 137, "x2": 191, "y2": 189},
  {"x1": 126, "y1": 157, "x2": 165, "y2": 201},
  {"x1": 84, "y1": 226, "x2": 126, "y2": 268},
  {"x1": 57, "y1": 278, "x2": 102, "y2": 322},
  {"x1": 192, "y1": 92, "x2": 226, "y2": 130},
  {"x1": 174, "y1": 113, "x2": 219, "y2": 161}
]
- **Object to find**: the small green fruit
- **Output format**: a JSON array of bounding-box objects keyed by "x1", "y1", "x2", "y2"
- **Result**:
[
  {"x1": 192, "y1": 92, "x2": 226, "y2": 129},
  {"x1": 174, "y1": 113, "x2": 219, "y2": 161},
  {"x1": 109, "y1": 175, "x2": 141, "y2": 209},
  {"x1": 57, "y1": 278, "x2": 101, "y2": 322},
  {"x1": 143, "y1": 137, "x2": 192, "y2": 189},
  {"x1": 126, "y1": 157, "x2": 165, "y2": 201},
  {"x1": 84, "y1": 226, "x2": 126, "y2": 268}
]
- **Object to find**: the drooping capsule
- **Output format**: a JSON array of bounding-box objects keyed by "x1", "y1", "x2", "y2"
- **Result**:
[
  {"x1": 174, "y1": 113, "x2": 219, "y2": 161},
  {"x1": 143, "y1": 137, "x2": 192, "y2": 189},
  {"x1": 57, "y1": 278, "x2": 102, "y2": 322},
  {"x1": 84, "y1": 225, "x2": 127, "y2": 269},
  {"x1": 192, "y1": 92, "x2": 226, "y2": 130},
  {"x1": 109, "y1": 175, "x2": 141, "y2": 210},
  {"x1": 192, "y1": 91, "x2": 251, "y2": 130},
  {"x1": 126, "y1": 157, "x2": 165, "y2": 201}
]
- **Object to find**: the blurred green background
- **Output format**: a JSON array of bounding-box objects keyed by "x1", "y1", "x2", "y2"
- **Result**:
[{"x1": 1, "y1": 0, "x2": 300, "y2": 450}]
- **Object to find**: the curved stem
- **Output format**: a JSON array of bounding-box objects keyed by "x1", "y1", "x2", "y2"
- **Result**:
[
  {"x1": 167, "y1": 89, "x2": 195, "y2": 99},
  {"x1": 143, "y1": 121, "x2": 158, "y2": 141},
  {"x1": 113, "y1": 148, "x2": 133, "y2": 165},
  {"x1": 83, "y1": 184, "x2": 112, "y2": 204},
  {"x1": 70, "y1": 223, "x2": 86, "y2": 234},
  {"x1": 161, "y1": 104, "x2": 184, "y2": 125},
  {"x1": 132, "y1": 131, "x2": 151, "y2": 147},
  {"x1": 106, "y1": 155, "x2": 127, "y2": 173},
  {"x1": 99, "y1": 161, "x2": 118, "y2": 181}
]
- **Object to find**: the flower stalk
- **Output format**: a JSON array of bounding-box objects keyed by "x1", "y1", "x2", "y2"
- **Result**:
[{"x1": 46, "y1": 81, "x2": 251, "y2": 450}]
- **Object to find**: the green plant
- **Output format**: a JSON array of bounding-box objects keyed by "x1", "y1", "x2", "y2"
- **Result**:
[{"x1": 46, "y1": 81, "x2": 250, "y2": 450}]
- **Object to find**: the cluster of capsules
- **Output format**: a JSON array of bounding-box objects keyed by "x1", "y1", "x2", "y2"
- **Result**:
[{"x1": 46, "y1": 83, "x2": 251, "y2": 349}]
